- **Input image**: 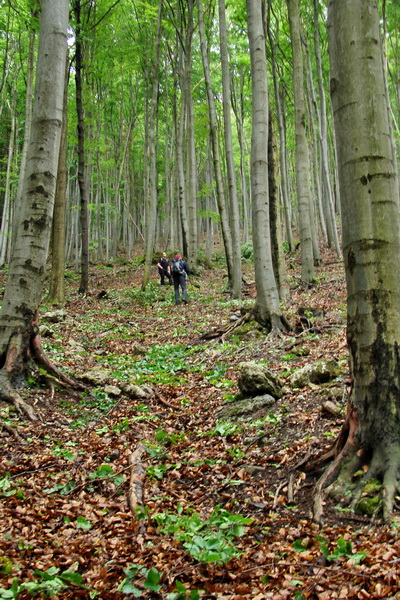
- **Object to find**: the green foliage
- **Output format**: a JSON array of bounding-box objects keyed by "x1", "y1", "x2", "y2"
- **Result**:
[
  {"x1": 133, "y1": 344, "x2": 195, "y2": 384},
  {"x1": 315, "y1": 536, "x2": 366, "y2": 564},
  {"x1": 154, "y1": 428, "x2": 186, "y2": 446},
  {"x1": 51, "y1": 444, "x2": 75, "y2": 461},
  {"x1": 208, "y1": 421, "x2": 241, "y2": 437},
  {"x1": 76, "y1": 516, "x2": 92, "y2": 531},
  {"x1": 89, "y1": 464, "x2": 125, "y2": 487},
  {"x1": 241, "y1": 241, "x2": 253, "y2": 260},
  {"x1": 167, "y1": 580, "x2": 202, "y2": 600},
  {"x1": 196, "y1": 209, "x2": 220, "y2": 223},
  {"x1": 43, "y1": 479, "x2": 76, "y2": 496},
  {"x1": 118, "y1": 564, "x2": 162, "y2": 596},
  {"x1": 0, "y1": 557, "x2": 13, "y2": 576},
  {"x1": 124, "y1": 281, "x2": 169, "y2": 306},
  {"x1": 153, "y1": 505, "x2": 252, "y2": 564},
  {"x1": 0, "y1": 474, "x2": 21, "y2": 498},
  {"x1": 204, "y1": 362, "x2": 233, "y2": 388},
  {"x1": 0, "y1": 568, "x2": 85, "y2": 599}
]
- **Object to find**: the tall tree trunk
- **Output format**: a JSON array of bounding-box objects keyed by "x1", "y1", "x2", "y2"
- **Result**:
[
  {"x1": 141, "y1": 0, "x2": 163, "y2": 289},
  {"x1": 287, "y1": 0, "x2": 315, "y2": 283},
  {"x1": 48, "y1": 54, "x2": 70, "y2": 306},
  {"x1": 0, "y1": 0, "x2": 73, "y2": 420},
  {"x1": 231, "y1": 70, "x2": 250, "y2": 245},
  {"x1": 313, "y1": 0, "x2": 400, "y2": 521},
  {"x1": 266, "y1": 4, "x2": 294, "y2": 252},
  {"x1": 313, "y1": 0, "x2": 341, "y2": 257},
  {"x1": 218, "y1": 0, "x2": 242, "y2": 299},
  {"x1": 246, "y1": 0, "x2": 288, "y2": 332},
  {"x1": 74, "y1": 0, "x2": 90, "y2": 294},
  {"x1": 0, "y1": 90, "x2": 16, "y2": 266},
  {"x1": 197, "y1": 0, "x2": 233, "y2": 285},
  {"x1": 183, "y1": 0, "x2": 198, "y2": 270},
  {"x1": 268, "y1": 113, "x2": 288, "y2": 302},
  {"x1": 12, "y1": 20, "x2": 36, "y2": 253}
]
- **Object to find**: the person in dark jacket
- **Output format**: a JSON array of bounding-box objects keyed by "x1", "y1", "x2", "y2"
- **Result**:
[
  {"x1": 156, "y1": 252, "x2": 172, "y2": 285},
  {"x1": 171, "y1": 254, "x2": 190, "y2": 304}
]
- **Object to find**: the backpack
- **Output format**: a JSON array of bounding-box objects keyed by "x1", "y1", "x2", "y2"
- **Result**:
[{"x1": 171, "y1": 258, "x2": 186, "y2": 276}]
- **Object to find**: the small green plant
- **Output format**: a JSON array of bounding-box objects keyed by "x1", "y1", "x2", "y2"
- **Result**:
[
  {"x1": 0, "y1": 474, "x2": 23, "y2": 498},
  {"x1": 118, "y1": 564, "x2": 162, "y2": 596},
  {"x1": 76, "y1": 516, "x2": 92, "y2": 531},
  {"x1": 52, "y1": 444, "x2": 75, "y2": 461},
  {"x1": 88, "y1": 464, "x2": 125, "y2": 488},
  {"x1": 0, "y1": 567, "x2": 85, "y2": 599},
  {"x1": 146, "y1": 464, "x2": 169, "y2": 480},
  {"x1": 315, "y1": 536, "x2": 366, "y2": 564},
  {"x1": 154, "y1": 428, "x2": 186, "y2": 446},
  {"x1": 112, "y1": 418, "x2": 130, "y2": 432},
  {"x1": 241, "y1": 241, "x2": 254, "y2": 260},
  {"x1": 204, "y1": 362, "x2": 233, "y2": 388},
  {"x1": 167, "y1": 581, "x2": 202, "y2": 600},
  {"x1": 227, "y1": 446, "x2": 246, "y2": 461},
  {"x1": 124, "y1": 281, "x2": 167, "y2": 307},
  {"x1": 153, "y1": 505, "x2": 252, "y2": 564},
  {"x1": 0, "y1": 557, "x2": 13, "y2": 575},
  {"x1": 208, "y1": 421, "x2": 241, "y2": 437},
  {"x1": 281, "y1": 353, "x2": 297, "y2": 361}
]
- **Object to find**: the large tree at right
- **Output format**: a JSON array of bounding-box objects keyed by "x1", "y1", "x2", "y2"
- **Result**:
[{"x1": 314, "y1": 0, "x2": 400, "y2": 520}]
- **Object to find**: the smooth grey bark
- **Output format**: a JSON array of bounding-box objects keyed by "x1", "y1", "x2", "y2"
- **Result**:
[
  {"x1": 197, "y1": 0, "x2": 233, "y2": 285},
  {"x1": 12, "y1": 21, "x2": 36, "y2": 254},
  {"x1": 74, "y1": 0, "x2": 90, "y2": 294},
  {"x1": 313, "y1": 0, "x2": 341, "y2": 257},
  {"x1": 0, "y1": 0, "x2": 70, "y2": 417},
  {"x1": 184, "y1": 0, "x2": 198, "y2": 270},
  {"x1": 48, "y1": 54, "x2": 70, "y2": 307},
  {"x1": 287, "y1": 0, "x2": 315, "y2": 283},
  {"x1": 0, "y1": 84, "x2": 16, "y2": 266},
  {"x1": 246, "y1": 0, "x2": 287, "y2": 331},
  {"x1": 218, "y1": 0, "x2": 242, "y2": 299},
  {"x1": 268, "y1": 113, "x2": 288, "y2": 302},
  {"x1": 314, "y1": 0, "x2": 400, "y2": 521},
  {"x1": 142, "y1": 0, "x2": 163, "y2": 289},
  {"x1": 231, "y1": 70, "x2": 250, "y2": 245},
  {"x1": 266, "y1": 3, "x2": 293, "y2": 252}
]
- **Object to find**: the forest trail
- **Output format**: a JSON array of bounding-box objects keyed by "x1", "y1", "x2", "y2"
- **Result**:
[{"x1": 1, "y1": 248, "x2": 399, "y2": 599}]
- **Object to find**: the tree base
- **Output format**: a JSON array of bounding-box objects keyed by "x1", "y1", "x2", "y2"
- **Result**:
[
  {"x1": 310, "y1": 404, "x2": 400, "y2": 522},
  {"x1": 0, "y1": 313, "x2": 86, "y2": 422}
]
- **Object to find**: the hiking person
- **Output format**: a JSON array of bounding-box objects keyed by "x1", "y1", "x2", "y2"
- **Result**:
[
  {"x1": 171, "y1": 254, "x2": 190, "y2": 305},
  {"x1": 156, "y1": 252, "x2": 172, "y2": 285}
]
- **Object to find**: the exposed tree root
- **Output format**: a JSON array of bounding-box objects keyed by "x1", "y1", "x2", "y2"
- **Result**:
[
  {"x1": 0, "y1": 312, "x2": 87, "y2": 423},
  {"x1": 31, "y1": 311, "x2": 86, "y2": 393},
  {"x1": 310, "y1": 402, "x2": 400, "y2": 522},
  {"x1": 1, "y1": 421, "x2": 26, "y2": 442},
  {"x1": 190, "y1": 307, "x2": 290, "y2": 345},
  {"x1": 0, "y1": 371, "x2": 39, "y2": 421}
]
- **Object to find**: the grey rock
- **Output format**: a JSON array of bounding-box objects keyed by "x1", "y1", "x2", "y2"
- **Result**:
[
  {"x1": 290, "y1": 359, "x2": 342, "y2": 389},
  {"x1": 238, "y1": 362, "x2": 283, "y2": 398},
  {"x1": 42, "y1": 309, "x2": 67, "y2": 323},
  {"x1": 216, "y1": 394, "x2": 276, "y2": 420}
]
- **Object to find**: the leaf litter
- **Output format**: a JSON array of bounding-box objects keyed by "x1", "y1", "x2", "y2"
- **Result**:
[{"x1": 1, "y1": 247, "x2": 400, "y2": 599}]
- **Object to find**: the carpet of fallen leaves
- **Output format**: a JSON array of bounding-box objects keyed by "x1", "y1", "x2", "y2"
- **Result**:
[{"x1": 1, "y1": 247, "x2": 400, "y2": 600}]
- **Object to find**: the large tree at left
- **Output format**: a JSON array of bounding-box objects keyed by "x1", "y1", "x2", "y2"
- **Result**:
[{"x1": 0, "y1": 0, "x2": 71, "y2": 420}]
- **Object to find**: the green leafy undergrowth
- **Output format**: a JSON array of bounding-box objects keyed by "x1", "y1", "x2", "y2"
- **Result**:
[
  {"x1": 293, "y1": 536, "x2": 366, "y2": 565},
  {"x1": 0, "y1": 567, "x2": 87, "y2": 599},
  {"x1": 153, "y1": 505, "x2": 252, "y2": 564},
  {"x1": 118, "y1": 564, "x2": 203, "y2": 599}
]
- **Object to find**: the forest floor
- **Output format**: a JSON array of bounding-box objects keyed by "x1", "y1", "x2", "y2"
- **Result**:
[{"x1": 1, "y1": 247, "x2": 400, "y2": 600}]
